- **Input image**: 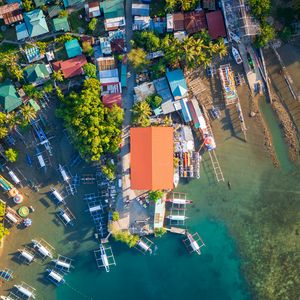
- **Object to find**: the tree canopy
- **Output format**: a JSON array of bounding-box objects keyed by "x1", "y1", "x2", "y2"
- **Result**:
[
  {"x1": 83, "y1": 63, "x2": 97, "y2": 78},
  {"x1": 5, "y1": 148, "x2": 18, "y2": 163},
  {"x1": 131, "y1": 101, "x2": 152, "y2": 127},
  {"x1": 149, "y1": 190, "x2": 163, "y2": 202},
  {"x1": 57, "y1": 78, "x2": 124, "y2": 161},
  {"x1": 127, "y1": 48, "x2": 150, "y2": 72},
  {"x1": 165, "y1": 0, "x2": 198, "y2": 12}
]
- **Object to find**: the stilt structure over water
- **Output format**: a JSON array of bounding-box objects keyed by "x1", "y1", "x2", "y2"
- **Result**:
[
  {"x1": 135, "y1": 237, "x2": 154, "y2": 255},
  {"x1": 183, "y1": 232, "x2": 205, "y2": 255},
  {"x1": 94, "y1": 244, "x2": 116, "y2": 272},
  {"x1": 13, "y1": 282, "x2": 36, "y2": 299},
  {"x1": 31, "y1": 239, "x2": 54, "y2": 259}
]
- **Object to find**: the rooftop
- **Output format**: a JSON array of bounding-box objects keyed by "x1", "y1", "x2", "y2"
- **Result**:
[
  {"x1": 102, "y1": 93, "x2": 122, "y2": 108},
  {"x1": 172, "y1": 12, "x2": 184, "y2": 31},
  {"x1": 63, "y1": 0, "x2": 84, "y2": 8},
  {"x1": 16, "y1": 23, "x2": 29, "y2": 41},
  {"x1": 206, "y1": 10, "x2": 227, "y2": 40},
  {"x1": 52, "y1": 16, "x2": 70, "y2": 32},
  {"x1": 24, "y1": 9, "x2": 49, "y2": 38},
  {"x1": 24, "y1": 64, "x2": 50, "y2": 84},
  {"x1": 0, "y1": 2, "x2": 23, "y2": 25},
  {"x1": 166, "y1": 69, "x2": 188, "y2": 99},
  {"x1": 130, "y1": 127, "x2": 174, "y2": 191},
  {"x1": 0, "y1": 80, "x2": 22, "y2": 113},
  {"x1": 65, "y1": 39, "x2": 82, "y2": 58},
  {"x1": 132, "y1": 3, "x2": 149, "y2": 16},
  {"x1": 184, "y1": 11, "x2": 207, "y2": 34},
  {"x1": 100, "y1": 0, "x2": 125, "y2": 19}
]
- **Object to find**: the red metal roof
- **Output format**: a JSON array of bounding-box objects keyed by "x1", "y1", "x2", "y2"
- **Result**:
[
  {"x1": 130, "y1": 127, "x2": 174, "y2": 191},
  {"x1": 206, "y1": 10, "x2": 227, "y2": 40},
  {"x1": 52, "y1": 55, "x2": 87, "y2": 79},
  {"x1": 184, "y1": 11, "x2": 207, "y2": 34},
  {"x1": 0, "y1": 3, "x2": 23, "y2": 25},
  {"x1": 102, "y1": 93, "x2": 122, "y2": 108},
  {"x1": 173, "y1": 12, "x2": 184, "y2": 31},
  {"x1": 111, "y1": 38, "x2": 125, "y2": 53}
]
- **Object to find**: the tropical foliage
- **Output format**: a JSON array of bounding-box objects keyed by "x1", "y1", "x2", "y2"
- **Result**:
[
  {"x1": 165, "y1": 0, "x2": 198, "y2": 12},
  {"x1": 5, "y1": 148, "x2": 18, "y2": 163},
  {"x1": 131, "y1": 101, "x2": 152, "y2": 127},
  {"x1": 88, "y1": 18, "x2": 97, "y2": 32},
  {"x1": 132, "y1": 31, "x2": 161, "y2": 52},
  {"x1": 22, "y1": 0, "x2": 34, "y2": 11},
  {"x1": 127, "y1": 48, "x2": 150, "y2": 72},
  {"x1": 112, "y1": 230, "x2": 139, "y2": 248},
  {"x1": 101, "y1": 161, "x2": 116, "y2": 180},
  {"x1": 20, "y1": 105, "x2": 37, "y2": 123},
  {"x1": 0, "y1": 201, "x2": 9, "y2": 241},
  {"x1": 23, "y1": 84, "x2": 43, "y2": 99},
  {"x1": 146, "y1": 94, "x2": 163, "y2": 109},
  {"x1": 83, "y1": 63, "x2": 97, "y2": 78},
  {"x1": 149, "y1": 190, "x2": 163, "y2": 203},
  {"x1": 57, "y1": 78, "x2": 124, "y2": 161},
  {"x1": 112, "y1": 211, "x2": 120, "y2": 221},
  {"x1": 53, "y1": 70, "x2": 64, "y2": 82},
  {"x1": 154, "y1": 227, "x2": 167, "y2": 237},
  {"x1": 82, "y1": 41, "x2": 94, "y2": 56}
]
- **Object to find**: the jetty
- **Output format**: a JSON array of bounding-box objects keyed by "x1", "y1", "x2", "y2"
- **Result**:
[
  {"x1": 94, "y1": 244, "x2": 116, "y2": 272},
  {"x1": 183, "y1": 232, "x2": 205, "y2": 255}
]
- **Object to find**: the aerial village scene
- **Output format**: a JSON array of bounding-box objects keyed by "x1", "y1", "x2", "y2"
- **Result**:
[{"x1": 0, "y1": 0, "x2": 299, "y2": 299}]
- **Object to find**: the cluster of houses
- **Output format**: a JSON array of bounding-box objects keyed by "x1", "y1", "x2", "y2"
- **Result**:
[
  {"x1": 131, "y1": 2, "x2": 226, "y2": 41},
  {"x1": 0, "y1": 0, "x2": 128, "y2": 114}
]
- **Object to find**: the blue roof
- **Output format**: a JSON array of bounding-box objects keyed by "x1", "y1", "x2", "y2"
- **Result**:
[
  {"x1": 16, "y1": 23, "x2": 29, "y2": 41},
  {"x1": 166, "y1": 69, "x2": 188, "y2": 99},
  {"x1": 65, "y1": 39, "x2": 82, "y2": 58},
  {"x1": 180, "y1": 99, "x2": 192, "y2": 123},
  {"x1": 24, "y1": 9, "x2": 49, "y2": 38},
  {"x1": 63, "y1": 0, "x2": 84, "y2": 8}
]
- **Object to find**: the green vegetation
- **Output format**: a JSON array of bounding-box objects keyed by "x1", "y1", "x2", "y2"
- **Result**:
[
  {"x1": 0, "y1": 112, "x2": 8, "y2": 139},
  {"x1": 131, "y1": 101, "x2": 152, "y2": 127},
  {"x1": 82, "y1": 41, "x2": 94, "y2": 56},
  {"x1": 35, "y1": 41, "x2": 47, "y2": 55},
  {"x1": 112, "y1": 230, "x2": 139, "y2": 248},
  {"x1": 132, "y1": 31, "x2": 160, "y2": 52},
  {"x1": 59, "y1": 10, "x2": 68, "y2": 18},
  {"x1": 150, "y1": 59, "x2": 167, "y2": 80},
  {"x1": 154, "y1": 227, "x2": 167, "y2": 237},
  {"x1": 43, "y1": 81, "x2": 53, "y2": 94},
  {"x1": 112, "y1": 211, "x2": 120, "y2": 222},
  {"x1": 23, "y1": 84, "x2": 43, "y2": 99},
  {"x1": 53, "y1": 70, "x2": 64, "y2": 82},
  {"x1": 54, "y1": 34, "x2": 74, "y2": 45},
  {"x1": 165, "y1": 0, "x2": 198, "y2": 12},
  {"x1": 127, "y1": 48, "x2": 150, "y2": 72},
  {"x1": 0, "y1": 201, "x2": 9, "y2": 241},
  {"x1": 83, "y1": 63, "x2": 97, "y2": 78},
  {"x1": 149, "y1": 190, "x2": 163, "y2": 203},
  {"x1": 101, "y1": 160, "x2": 116, "y2": 180},
  {"x1": 20, "y1": 105, "x2": 37, "y2": 123},
  {"x1": 88, "y1": 18, "x2": 97, "y2": 32},
  {"x1": 5, "y1": 148, "x2": 18, "y2": 163},
  {"x1": 146, "y1": 94, "x2": 162, "y2": 109},
  {"x1": 150, "y1": 0, "x2": 166, "y2": 17},
  {"x1": 22, "y1": 0, "x2": 34, "y2": 12},
  {"x1": 57, "y1": 78, "x2": 124, "y2": 161},
  {"x1": 254, "y1": 23, "x2": 275, "y2": 48},
  {"x1": 69, "y1": 9, "x2": 87, "y2": 34}
]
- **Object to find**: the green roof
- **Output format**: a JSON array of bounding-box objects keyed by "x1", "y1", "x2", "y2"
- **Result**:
[
  {"x1": 29, "y1": 99, "x2": 41, "y2": 112},
  {"x1": 24, "y1": 9, "x2": 49, "y2": 38},
  {"x1": 63, "y1": 0, "x2": 84, "y2": 8},
  {"x1": 24, "y1": 64, "x2": 50, "y2": 83},
  {"x1": 52, "y1": 17, "x2": 70, "y2": 32},
  {"x1": 65, "y1": 39, "x2": 82, "y2": 58},
  {"x1": 48, "y1": 5, "x2": 63, "y2": 18},
  {"x1": 100, "y1": 0, "x2": 125, "y2": 19},
  {"x1": 0, "y1": 80, "x2": 22, "y2": 113},
  {"x1": 34, "y1": 0, "x2": 47, "y2": 7}
]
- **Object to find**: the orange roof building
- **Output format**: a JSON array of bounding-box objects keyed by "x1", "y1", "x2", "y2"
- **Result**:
[{"x1": 130, "y1": 127, "x2": 174, "y2": 191}]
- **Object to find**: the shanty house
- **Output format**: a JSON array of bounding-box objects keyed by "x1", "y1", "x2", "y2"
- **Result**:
[
  {"x1": 85, "y1": 1, "x2": 101, "y2": 18},
  {"x1": 184, "y1": 11, "x2": 207, "y2": 34},
  {"x1": 65, "y1": 39, "x2": 82, "y2": 58},
  {"x1": 0, "y1": 2, "x2": 23, "y2": 25},
  {"x1": 0, "y1": 80, "x2": 22, "y2": 113},
  {"x1": 172, "y1": 12, "x2": 184, "y2": 31},
  {"x1": 206, "y1": 10, "x2": 227, "y2": 40},
  {"x1": 100, "y1": 0, "x2": 125, "y2": 31},
  {"x1": 24, "y1": 64, "x2": 51, "y2": 86},
  {"x1": 52, "y1": 17, "x2": 70, "y2": 32}
]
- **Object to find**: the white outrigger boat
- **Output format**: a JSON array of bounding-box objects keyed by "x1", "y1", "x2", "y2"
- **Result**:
[
  {"x1": 183, "y1": 232, "x2": 205, "y2": 255},
  {"x1": 232, "y1": 46, "x2": 242, "y2": 64}
]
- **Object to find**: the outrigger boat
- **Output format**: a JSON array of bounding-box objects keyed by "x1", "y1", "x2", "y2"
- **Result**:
[
  {"x1": 46, "y1": 269, "x2": 65, "y2": 286},
  {"x1": 165, "y1": 198, "x2": 192, "y2": 204},
  {"x1": 183, "y1": 232, "x2": 205, "y2": 255},
  {"x1": 232, "y1": 46, "x2": 242, "y2": 64}
]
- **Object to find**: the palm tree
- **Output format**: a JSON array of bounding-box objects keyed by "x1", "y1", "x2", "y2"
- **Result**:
[
  {"x1": 20, "y1": 105, "x2": 37, "y2": 123},
  {"x1": 131, "y1": 101, "x2": 152, "y2": 127},
  {"x1": 6, "y1": 111, "x2": 21, "y2": 131},
  {"x1": 216, "y1": 38, "x2": 228, "y2": 59},
  {"x1": 0, "y1": 126, "x2": 8, "y2": 138}
]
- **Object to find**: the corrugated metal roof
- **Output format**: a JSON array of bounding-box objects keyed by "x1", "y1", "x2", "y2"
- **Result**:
[
  {"x1": 65, "y1": 39, "x2": 82, "y2": 58},
  {"x1": 206, "y1": 10, "x2": 227, "y2": 40},
  {"x1": 180, "y1": 98, "x2": 192, "y2": 123},
  {"x1": 132, "y1": 3, "x2": 149, "y2": 16},
  {"x1": 166, "y1": 69, "x2": 188, "y2": 99}
]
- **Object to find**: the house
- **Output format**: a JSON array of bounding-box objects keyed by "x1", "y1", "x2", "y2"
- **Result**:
[
  {"x1": 24, "y1": 64, "x2": 51, "y2": 86},
  {"x1": 166, "y1": 69, "x2": 188, "y2": 100},
  {"x1": 63, "y1": 0, "x2": 84, "y2": 8},
  {"x1": 96, "y1": 56, "x2": 115, "y2": 71},
  {"x1": 110, "y1": 38, "x2": 125, "y2": 53},
  {"x1": 96, "y1": 57, "x2": 120, "y2": 88},
  {"x1": 102, "y1": 93, "x2": 122, "y2": 108},
  {"x1": 99, "y1": 69, "x2": 119, "y2": 84},
  {"x1": 0, "y1": 2, "x2": 23, "y2": 25},
  {"x1": 133, "y1": 16, "x2": 150, "y2": 31},
  {"x1": 24, "y1": 46, "x2": 44, "y2": 63},
  {"x1": 15, "y1": 23, "x2": 29, "y2": 41},
  {"x1": 172, "y1": 12, "x2": 184, "y2": 31},
  {"x1": 24, "y1": 9, "x2": 49, "y2": 38},
  {"x1": 0, "y1": 80, "x2": 22, "y2": 113},
  {"x1": 85, "y1": 1, "x2": 101, "y2": 18},
  {"x1": 206, "y1": 10, "x2": 227, "y2": 40},
  {"x1": 52, "y1": 55, "x2": 87, "y2": 79},
  {"x1": 99, "y1": 37, "x2": 112, "y2": 55},
  {"x1": 52, "y1": 17, "x2": 70, "y2": 32},
  {"x1": 47, "y1": 5, "x2": 62, "y2": 18},
  {"x1": 100, "y1": 0, "x2": 125, "y2": 31},
  {"x1": 184, "y1": 11, "x2": 207, "y2": 34},
  {"x1": 65, "y1": 39, "x2": 82, "y2": 58},
  {"x1": 134, "y1": 82, "x2": 155, "y2": 102},
  {"x1": 130, "y1": 127, "x2": 174, "y2": 190},
  {"x1": 34, "y1": 0, "x2": 48, "y2": 7},
  {"x1": 132, "y1": 3, "x2": 149, "y2": 16},
  {"x1": 150, "y1": 17, "x2": 166, "y2": 34}
]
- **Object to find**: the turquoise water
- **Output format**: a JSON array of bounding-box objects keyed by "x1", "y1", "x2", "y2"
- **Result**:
[{"x1": 57, "y1": 218, "x2": 250, "y2": 300}]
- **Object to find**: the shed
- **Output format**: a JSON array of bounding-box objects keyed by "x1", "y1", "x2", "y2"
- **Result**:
[
  {"x1": 0, "y1": 80, "x2": 22, "y2": 113},
  {"x1": 52, "y1": 17, "x2": 70, "y2": 32},
  {"x1": 184, "y1": 11, "x2": 207, "y2": 34},
  {"x1": 206, "y1": 10, "x2": 227, "y2": 40},
  {"x1": 166, "y1": 69, "x2": 188, "y2": 100},
  {"x1": 24, "y1": 9, "x2": 49, "y2": 38},
  {"x1": 130, "y1": 127, "x2": 174, "y2": 190},
  {"x1": 65, "y1": 39, "x2": 82, "y2": 58},
  {"x1": 132, "y1": 3, "x2": 149, "y2": 16},
  {"x1": 16, "y1": 23, "x2": 29, "y2": 40},
  {"x1": 172, "y1": 12, "x2": 184, "y2": 31},
  {"x1": 102, "y1": 93, "x2": 122, "y2": 108},
  {"x1": 85, "y1": 1, "x2": 101, "y2": 18}
]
